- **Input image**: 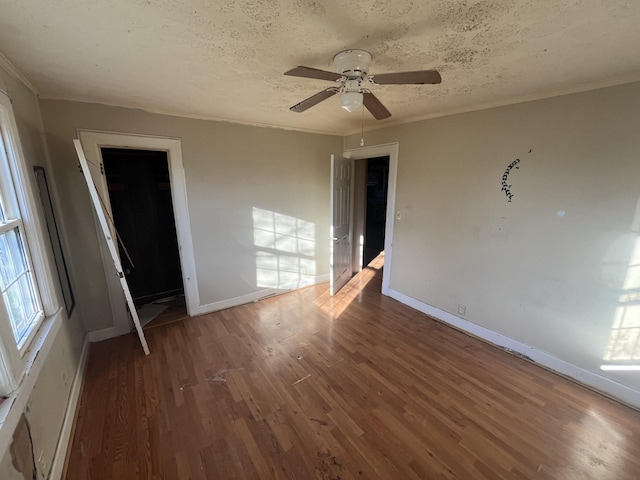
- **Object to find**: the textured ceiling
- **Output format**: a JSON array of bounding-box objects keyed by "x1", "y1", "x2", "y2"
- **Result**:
[{"x1": 0, "y1": 1, "x2": 639, "y2": 135}]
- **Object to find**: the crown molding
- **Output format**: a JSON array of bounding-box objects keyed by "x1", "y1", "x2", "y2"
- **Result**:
[{"x1": 0, "y1": 50, "x2": 39, "y2": 96}]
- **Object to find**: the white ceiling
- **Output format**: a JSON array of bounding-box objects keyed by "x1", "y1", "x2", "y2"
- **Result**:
[{"x1": 1, "y1": 0, "x2": 639, "y2": 135}]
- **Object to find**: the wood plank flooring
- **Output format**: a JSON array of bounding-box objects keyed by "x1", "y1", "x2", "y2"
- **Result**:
[
  {"x1": 65, "y1": 256, "x2": 640, "y2": 479},
  {"x1": 143, "y1": 295, "x2": 189, "y2": 330}
]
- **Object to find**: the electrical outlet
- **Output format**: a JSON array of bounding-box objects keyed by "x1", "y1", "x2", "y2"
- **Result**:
[{"x1": 457, "y1": 304, "x2": 466, "y2": 316}]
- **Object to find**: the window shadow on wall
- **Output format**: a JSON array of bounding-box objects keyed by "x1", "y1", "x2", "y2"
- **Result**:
[
  {"x1": 253, "y1": 207, "x2": 317, "y2": 290},
  {"x1": 601, "y1": 198, "x2": 640, "y2": 372}
]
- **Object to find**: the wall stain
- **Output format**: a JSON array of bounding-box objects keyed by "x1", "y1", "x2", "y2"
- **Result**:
[
  {"x1": 239, "y1": 0, "x2": 280, "y2": 22},
  {"x1": 454, "y1": 0, "x2": 517, "y2": 33},
  {"x1": 293, "y1": 0, "x2": 327, "y2": 17},
  {"x1": 10, "y1": 414, "x2": 38, "y2": 480},
  {"x1": 429, "y1": 33, "x2": 465, "y2": 52},
  {"x1": 444, "y1": 48, "x2": 478, "y2": 64},
  {"x1": 372, "y1": 0, "x2": 414, "y2": 18},
  {"x1": 433, "y1": 0, "x2": 516, "y2": 32}
]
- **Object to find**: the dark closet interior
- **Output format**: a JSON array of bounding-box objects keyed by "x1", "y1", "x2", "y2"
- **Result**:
[
  {"x1": 102, "y1": 148, "x2": 184, "y2": 306},
  {"x1": 364, "y1": 156, "x2": 389, "y2": 267}
]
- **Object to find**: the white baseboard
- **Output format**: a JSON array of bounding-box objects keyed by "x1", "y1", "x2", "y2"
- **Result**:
[
  {"x1": 48, "y1": 334, "x2": 90, "y2": 479},
  {"x1": 191, "y1": 274, "x2": 330, "y2": 317},
  {"x1": 86, "y1": 325, "x2": 128, "y2": 343},
  {"x1": 84, "y1": 275, "x2": 331, "y2": 336},
  {"x1": 386, "y1": 288, "x2": 640, "y2": 410}
]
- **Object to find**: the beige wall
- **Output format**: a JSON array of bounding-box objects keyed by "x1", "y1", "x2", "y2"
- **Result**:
[
  {"x1": 0, "y1": 68, "x2": 85, "y2": 479},
  {"x1": 40, "y1": 99, "x2": 343, "y2": 331},
  {"x1": 346, "y1": 81, "x2": 640, "y2": 394}
]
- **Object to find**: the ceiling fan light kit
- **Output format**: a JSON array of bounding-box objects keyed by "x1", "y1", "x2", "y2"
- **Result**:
[
  {"x1": 340, "y1": 91, "x2": 364, "y2": 112},
  {"x1": 284, "y1": 49, "x2": 441, "y2": 120}
]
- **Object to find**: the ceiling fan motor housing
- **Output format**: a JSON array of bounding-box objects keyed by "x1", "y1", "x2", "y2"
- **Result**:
[{"x1": 334, "y1": 49, "x2": 372, "y2": 78}]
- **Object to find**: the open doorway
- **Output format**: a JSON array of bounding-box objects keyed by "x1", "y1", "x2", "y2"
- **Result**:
[
  {"x1": 342, "y1": 143, "x2": 398, "y2": 296},
  {"x1": 353, "y1": 156, "x2": 389, "y2": 273},
  {"x1": 102, "y1": 148, "x2": 187, "y2": 328},
  {"x1": 364, "y1": 156, "x2": 389, "y2": 267}
]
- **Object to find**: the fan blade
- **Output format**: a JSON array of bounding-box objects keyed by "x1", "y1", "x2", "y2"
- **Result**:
[
  {"x1": 290, "y1": 88, "x2": 339, "y2": 113},
  {"x1": 284, "y1": 66, "x2": 342, "y2": 82},
  {"x1": 371, "y1": 70, "x2": 441, "y2": 85},
  {"x1": 363, "y1": 92, "x2": 391, "y2": 120}
]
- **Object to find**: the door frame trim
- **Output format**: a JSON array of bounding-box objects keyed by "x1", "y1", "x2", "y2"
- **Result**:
[
  {"x1": 77, "y1": 130, "x2": 199, "y2": 329},
  {"x1": 343, "y1": 143, "x2": 398, "y2": 295}
]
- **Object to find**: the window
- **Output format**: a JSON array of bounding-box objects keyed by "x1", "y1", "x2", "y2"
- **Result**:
[
  {"x1": 0, "y1": 92, "x2": 56, "y2": 395},
  {"x1": 0, "y1": 224, "x2": 43, "y2": 347}
]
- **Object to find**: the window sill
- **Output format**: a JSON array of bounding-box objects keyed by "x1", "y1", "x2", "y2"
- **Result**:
[{"x1": 0, "y1": 308, "x2": 63, "y2": 458}]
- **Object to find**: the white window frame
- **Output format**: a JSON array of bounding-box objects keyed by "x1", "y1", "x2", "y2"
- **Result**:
[
  {"x1": 0, "y1": 213, "x2": 44, "y2": 348},
  {"x1": 0, "y1": 91, "x2": 59, "y2": 395}
]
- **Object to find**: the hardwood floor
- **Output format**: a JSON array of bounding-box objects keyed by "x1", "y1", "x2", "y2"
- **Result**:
[
  {"x1": 143, "y1": 295, "x2": 189, "y2": 330},
  {"x1": 65, "y1": 256, "x2": 640, "y2": 479}
]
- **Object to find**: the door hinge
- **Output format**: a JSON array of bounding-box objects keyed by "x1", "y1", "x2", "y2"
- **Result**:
[
  {"x1": 100, "y1": 163, "x2": 105, "y2": 175},
  {"x1": 117, "y1": 271, "x2": 124, "y2": 278}
]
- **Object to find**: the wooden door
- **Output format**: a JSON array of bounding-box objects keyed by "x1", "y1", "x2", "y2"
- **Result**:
[{"x1": 330, "y1": 154, "x2": 353, "y2": 295}]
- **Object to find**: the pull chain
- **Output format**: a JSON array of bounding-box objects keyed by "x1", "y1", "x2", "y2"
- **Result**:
[{"x1": 360, "y1": 106, "x2": 365, "y2": 146}]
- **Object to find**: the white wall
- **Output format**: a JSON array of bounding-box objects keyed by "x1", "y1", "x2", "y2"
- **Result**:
[
  {"x1": 0, "y1": 66, "x2": 85, "y2": 479},
  {"x1": 40, "y1": 100, "x2": 343, "y2": 332},
  {"x1": 346, "y1": 81, "x2": 640, "y2": 398}
]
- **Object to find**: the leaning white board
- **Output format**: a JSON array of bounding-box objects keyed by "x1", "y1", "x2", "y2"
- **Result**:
[{"x1": 73, "y1": 139, "x2": 150, "y2": 355}]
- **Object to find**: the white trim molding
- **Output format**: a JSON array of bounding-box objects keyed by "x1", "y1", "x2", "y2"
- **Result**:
[
  {"x1": 191, "y1": 274, "x2": 329, "y2": 317},
  {"x1": 0, "y1": 51, "x2": 39, "y2": 96},
  {"x1": 0, "y1": 91, "x2": 62, "y2": 391},
  {"x1": 387, "y1": 288, "x2": 640, "y2": 410},
  {"x1": 77, "y1": 130, "x2": 200, "y2": 322},
  {"x1": 49, "y1": 335, "x2": 90, "y2": 479},
  {"x1": 343, "y1": 143, "x2": 399, "y2": 296},
  {"x1": 86, "y1": 326, "x2": 126, "y2": 344}
]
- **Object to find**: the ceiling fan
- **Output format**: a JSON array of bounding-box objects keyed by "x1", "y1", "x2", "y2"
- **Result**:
[{"x1": 284, "y1": 49, "x2": 441, "y2": 120}]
